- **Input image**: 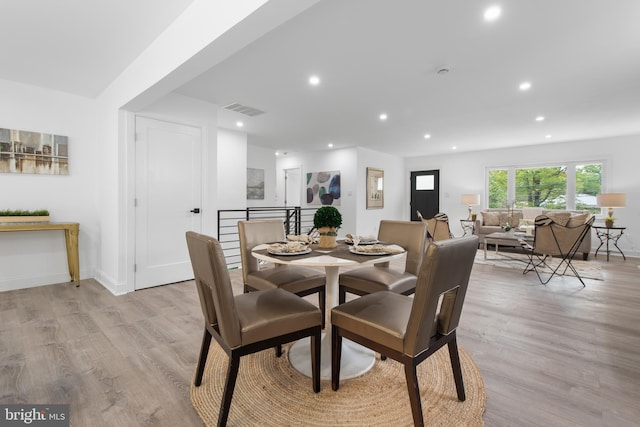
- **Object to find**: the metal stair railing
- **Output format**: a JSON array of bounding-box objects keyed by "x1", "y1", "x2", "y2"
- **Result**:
[{"x1": 217, "y1": 206, "x2": 318, "y2": 268}]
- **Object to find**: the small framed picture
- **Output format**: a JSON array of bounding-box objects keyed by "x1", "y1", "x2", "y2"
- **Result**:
[{"x1": 366, "y1": 168, "x2": 384, "y2": 209}]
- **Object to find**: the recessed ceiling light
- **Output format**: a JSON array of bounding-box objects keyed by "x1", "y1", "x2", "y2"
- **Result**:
[
  {"x1": 484, "y1": 5, "x2": 502, "y2": 21},
  {"x1": 545, "y1": 134, "x2": 552, "y2": 139},
  {"x1": 275, "y1": 152, "x2": 279, "y2": 156},
  {"x1": 309, "y1": 75, "x2": 320, "y2": 86},
  {"x1": 452, "y1": 146, "x2": 457, "y2": 150},
  {"x1": 535, "y1": 116, "x2": 545, "y2": 122},
  {"x1": 328, "y1": 143, "x2": 334, "y2": 148},
  {"x1": 519, "y1": 82, "x2": 532, "y2": 91},
  {"x1": 424, "y1": 134, "x2": 431, "y2": 139},
  {"x1": 236, "y1": 121, "x2": 244, "y2": 128},
  {"x1": 379, "y1": 113, "x2": 388, "y2": 121}
]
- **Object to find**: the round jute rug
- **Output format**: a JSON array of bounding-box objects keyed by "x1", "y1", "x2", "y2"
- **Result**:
[{"x1": 190, "y1": 343, "x2": 486, "y2": 426}]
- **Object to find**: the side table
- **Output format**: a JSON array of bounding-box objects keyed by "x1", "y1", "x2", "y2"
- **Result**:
[
  {"x1": 593, "y1": 225, "x2": 626, "y2": 262},
  {"x1": 460, "y1": 219, "x2": 475, "y2": 237}
]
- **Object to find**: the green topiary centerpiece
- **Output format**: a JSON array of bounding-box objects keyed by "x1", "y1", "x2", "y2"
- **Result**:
[{"x1": 313, "y1": 206, "x2": 342, "y2": 248}]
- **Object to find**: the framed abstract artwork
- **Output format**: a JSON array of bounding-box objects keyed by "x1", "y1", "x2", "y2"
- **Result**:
[{"x1": 306, "y1": 170, "x2": 340, "y2": 205}]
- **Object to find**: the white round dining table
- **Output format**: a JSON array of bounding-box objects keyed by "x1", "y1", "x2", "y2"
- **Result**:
[{"x1": 251, "y1": 241, "x2": 405, "y2": 380}]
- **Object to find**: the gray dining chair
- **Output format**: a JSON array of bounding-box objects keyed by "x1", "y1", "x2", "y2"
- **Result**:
[
  {"x1": 238, "y1": 219, "x2": 326, "y2": 329},
  {"x1": 331, "y1": 235, "x2": 479, "y2": 426},
  {"x1": 338, "y1": 220, "x2": 428, "y2": 304},
  {"x1": 186, "y1": 231, "x2": 322, "y2": 427}
]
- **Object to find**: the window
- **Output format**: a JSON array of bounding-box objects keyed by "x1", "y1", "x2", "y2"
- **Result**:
[
  {"x1": 488, "y1": 169, "x2": 507, "y2": 208},
  {"x1": 487, "y1": 163, "x2": 602, "y2": 212},
  {"x1": 575, "y1": 164, "x2": 602, "y2": 213},
  {"x1": 415, "y1": 175, "x2": 434, "y2": 190}
]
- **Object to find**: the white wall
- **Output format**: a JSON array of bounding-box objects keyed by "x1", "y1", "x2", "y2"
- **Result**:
[
  {"x1": 275, "y1": 148, "x2": 356, "y2": 236},
  {"x1": 275, "y1": 147, "x2": 407, "y2": 238},
  {"x1": 0, "y1": 2, "x2": 320, "y2": 293},
  {"x1": 0, "y1": 79, "x2": 98, "y2": 291},
  {"x1": 92, "y1": 1, "x2": 318, "y2": 293},
  {"x1": 217, "y1": 129, "x2": 248, "y2": 210},
  {"x1": 356, "y1": 147, "x2": 407, "y2": 237},
  {"x1": 405, "y1": 134, "x2": 640, "y2": 256}
]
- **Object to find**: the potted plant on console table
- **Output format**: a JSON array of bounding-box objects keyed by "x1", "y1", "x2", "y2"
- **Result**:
[
  {"x1": 0, "y1": 209, "x2": 50, "y2": 223},
  {"x1": 313, "y1": 206, "x2": 342, "y2": 248}
]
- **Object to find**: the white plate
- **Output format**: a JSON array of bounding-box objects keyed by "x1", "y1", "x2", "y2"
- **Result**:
[
  {"x1": 349, "y1": 246, "x2": 390, "y2": 256},
  {"x1": 267, "y1": 248, "x2": 312, "y2": 256},
  {"x1": 345, "y1": 238, "x2": 379, "y2": 245}
]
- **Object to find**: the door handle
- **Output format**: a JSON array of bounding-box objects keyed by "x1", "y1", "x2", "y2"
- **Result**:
[{"x1": 190, "y1": 208, "x2": 200, "y2": 214}]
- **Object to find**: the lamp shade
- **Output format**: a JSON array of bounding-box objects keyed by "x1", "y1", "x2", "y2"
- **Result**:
[
  {"x1": 596, "y1": 193, "x2": 626, "y2": 208},
  {"x1": 461, "y1": 194, "x2": 480, "y2": 206}
]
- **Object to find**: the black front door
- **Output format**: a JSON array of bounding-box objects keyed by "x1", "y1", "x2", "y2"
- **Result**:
[{"x1": 410, "y1": 170, "x2": 440, "y2": 221}]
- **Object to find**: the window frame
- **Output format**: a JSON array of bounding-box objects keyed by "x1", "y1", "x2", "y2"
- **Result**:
[{"x1": 485, "y1": 160, "x2": 606, "y2": 212}]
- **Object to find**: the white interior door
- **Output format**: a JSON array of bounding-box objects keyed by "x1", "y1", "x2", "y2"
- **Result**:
[
  {"x1": 285, "y1": 167, "x2": 301, "y2": 206},
  {"x1": 135, "y1": 117, "x2": 202, "y2": 290}
]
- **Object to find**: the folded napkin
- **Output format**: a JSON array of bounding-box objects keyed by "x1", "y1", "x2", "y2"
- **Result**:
[
  {"x1": 352, "y1": 244, "x2": 403, "y2": 254},
  {"x1": 268, "y1": 241, "x2": 308, "y2": 253},
  {"x1": 345, "y1": 234, "x2": 377, "y2": 243},
  {"x1": 286, "y1": 234, "x2": 317, "y2": 244}
]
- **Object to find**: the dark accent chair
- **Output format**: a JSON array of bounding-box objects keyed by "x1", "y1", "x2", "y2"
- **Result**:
[
  {"x1": 186, "y1": 231, "x2": 322, "y2": 427},
  {"x1": 520, "y1": 214, "x2": 595, "y2": 287},
  {"x1": 338, "y1": 220, "x2": 428, "y2": 304},
  {"x1": 238, "y1": 219, "x2": 326, "y2": 329},
  {"x1": 331, "y1": 235, "x2": 478, "y2": 427}
]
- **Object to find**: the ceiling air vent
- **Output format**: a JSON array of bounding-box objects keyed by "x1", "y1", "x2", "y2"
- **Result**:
[{"x1": 223, "y1": 103, "x2": 265, "y2": 117}]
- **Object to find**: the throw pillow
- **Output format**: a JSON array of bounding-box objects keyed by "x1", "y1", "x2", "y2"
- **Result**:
[
  {"x1": 519, "y1": 218, "x2": 534, "y2": 227},
  {"x1": 498, "y1": 212, "x2": 509, "y2": 226},
  {"x1": 510, "y1": 211, "x2": 523, "y2": 226},
  {"x1": 482, "y1": 212, "x2": 500, "y2": 226},
  {"x1": 547, "y1": 212, "x2": 571, "y2": 226},
  {"x1": 567, "y1": 212, "x2": 589, "y2": 228}
]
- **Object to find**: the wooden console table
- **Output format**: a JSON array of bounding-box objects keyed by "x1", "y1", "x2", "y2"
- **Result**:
[{"x1": 0, "y1": 222, "x2": 80, "y2": 286}]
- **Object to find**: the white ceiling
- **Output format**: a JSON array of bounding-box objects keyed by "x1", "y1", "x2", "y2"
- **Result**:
[
  {"x1": 3, "y1": 1, "x2": 640, "y2": 157},
  {"x1": 176, "y1": 0, "x2": 640, "y2": 157},
  {"x1": 0, "y1": 0, "x2": 194, "y2": 97}
]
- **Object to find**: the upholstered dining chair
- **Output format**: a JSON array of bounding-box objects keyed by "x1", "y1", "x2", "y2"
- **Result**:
[
  {"x1": 186, "y1": 231, "x2": 322, "y2": 427},
  {"x1": 417, "y1": 211, "x2": 453, "y2": 241},
  {"x1": 338, "y1": 220, "x2": 428, "y2": 304},
  {"x1": 238, "y1": 219, "x2": 326, "y2": 329},
  {"x1": 520, "y1": 214, "x2": 595, "y2": 287},
  {"x1": 331, "y1": 235, "x2": 479, "y2": 427}
]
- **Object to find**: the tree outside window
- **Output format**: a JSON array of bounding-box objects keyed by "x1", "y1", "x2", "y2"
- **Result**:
[{"x1": 516, "y1": 166, "x2": 567, "y2": 209}]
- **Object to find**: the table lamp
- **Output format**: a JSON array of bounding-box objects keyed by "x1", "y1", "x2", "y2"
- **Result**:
[
  {"x1": 596, "y1": 193, "x2": 626, "y2": 219},
  {"x1": 461, "y1": 194, "x2": 480, "y2": 220}
]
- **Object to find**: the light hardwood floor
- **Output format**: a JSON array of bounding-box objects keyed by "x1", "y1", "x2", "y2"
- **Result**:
[{"x1": 1, "y1": 255, "x2": 639, "y2": 426}]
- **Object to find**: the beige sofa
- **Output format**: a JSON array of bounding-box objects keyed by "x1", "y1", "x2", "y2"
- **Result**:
[{"x1": 474, "y1": 208, "x2": 592, "y2": 260}]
